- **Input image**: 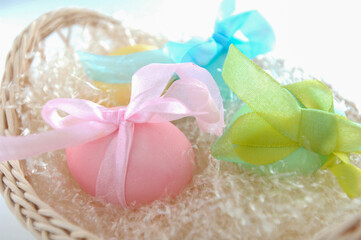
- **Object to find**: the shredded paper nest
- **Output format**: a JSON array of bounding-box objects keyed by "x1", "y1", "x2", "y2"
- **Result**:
[{"x1": 13, "y1": 22, "x2": 361, "y2": 240}]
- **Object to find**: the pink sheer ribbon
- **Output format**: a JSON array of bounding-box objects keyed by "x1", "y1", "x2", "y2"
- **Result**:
[{"x1": 0, "y1": 63, "x2": 224, "y2": 207}]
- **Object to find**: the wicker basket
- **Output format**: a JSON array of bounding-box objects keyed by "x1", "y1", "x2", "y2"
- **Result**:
[{"x1": 1, "y1": 8, "x2": 361, "y2": 240}]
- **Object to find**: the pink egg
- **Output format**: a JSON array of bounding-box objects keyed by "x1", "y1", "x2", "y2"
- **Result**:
[{"x1": 66, "y1": 122, "x2": 194, "y2": 206}]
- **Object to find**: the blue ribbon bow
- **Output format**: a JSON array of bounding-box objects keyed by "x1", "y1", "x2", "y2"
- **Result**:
[{"x1": 165, "y1": 10, "x2": 275, "y2": 66}]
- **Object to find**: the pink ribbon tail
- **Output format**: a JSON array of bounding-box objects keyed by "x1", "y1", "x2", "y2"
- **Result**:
[
  {"x1": 0, "y1": 121, "x2": 117, "y2": 162},
  {"x1": 96, "y1": 121, "x2": 134, "y2": 207}
]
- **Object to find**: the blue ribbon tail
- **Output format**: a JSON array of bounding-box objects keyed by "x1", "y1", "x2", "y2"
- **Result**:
[{"x1": 77, "y1": 50, "x2": 173, "y2": 84}]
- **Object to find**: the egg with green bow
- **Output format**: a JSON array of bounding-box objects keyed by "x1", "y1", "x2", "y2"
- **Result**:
[{"x1": 212, "y1": 45, "x2": 361, "y2": 198}]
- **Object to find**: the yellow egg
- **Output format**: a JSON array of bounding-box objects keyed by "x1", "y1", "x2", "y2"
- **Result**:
[
  {"x1": 93, "y1": 44, "x2": 157, "y2": 106},
  {"x1": 109, "y1": 44, "x2": 157, "y2": 56},
  {"x1": 93, "y1": 81, "x2": 132, "y2": 106}
]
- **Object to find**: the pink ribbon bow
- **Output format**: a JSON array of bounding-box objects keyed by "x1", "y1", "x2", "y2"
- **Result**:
[{"x1": 0, "y1": 63, "x2": 224, "y2": 207}]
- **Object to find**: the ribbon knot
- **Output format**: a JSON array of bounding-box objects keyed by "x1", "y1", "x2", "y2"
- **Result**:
[
  {"x1": 212, "y1": 32, "x2": 231, "y2": 48},
  {"x1": 299, "y1": 109, "x2": 338, "y2": 155},
  {"x1": 212, "y1": 45, "x2": 361, "y2": 198},
  {"x1": 0, "y1": 63, "x2": 224, "y2": 207},
  {"x1": 97, "y1": 107, "x2": 125, "y2": 125},
  {"x1": 115, "y1": 108, "x2": 127, "y2": 125}
]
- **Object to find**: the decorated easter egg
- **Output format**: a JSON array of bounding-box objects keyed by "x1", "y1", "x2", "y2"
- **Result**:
[
  {"x1": 66, "y1": 121, "x2": 194, "y2": 206},
  {"x1": 93, "y1": 44, "x2": 157, "y2": 106},
  {"x1": 0, "y1": 62, "x2": 223, "y2": 208}
]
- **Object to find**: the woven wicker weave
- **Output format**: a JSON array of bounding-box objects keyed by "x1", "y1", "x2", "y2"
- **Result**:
[
  {"x1": 1, "y1": 8, "x2": 361, "y2": 240},
  {"x1": 0, "y1": 8, "x2": 163, "y2": 240}
]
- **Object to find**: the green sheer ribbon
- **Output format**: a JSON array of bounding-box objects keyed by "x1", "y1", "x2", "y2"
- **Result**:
[{"x1": 211, "y1": 45, "x2": 361, "y2": 198}]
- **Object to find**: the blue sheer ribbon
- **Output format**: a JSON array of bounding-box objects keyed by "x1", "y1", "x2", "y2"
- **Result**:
[
  {"x1": 78, "y1": 50, "x2": 172, "y2": 84},
  {"x1": 78, "y1": 0, "x2": 275, "y2": 99}
]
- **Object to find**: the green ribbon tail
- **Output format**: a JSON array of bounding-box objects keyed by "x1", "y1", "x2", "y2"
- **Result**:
[{"x1": 327, "y1": 152, "x2": 361, "y2": 198}]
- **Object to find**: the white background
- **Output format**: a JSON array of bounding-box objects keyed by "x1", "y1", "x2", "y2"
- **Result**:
[{"x1": 1, "y1": 0, "x2": 361, "y2": 239}]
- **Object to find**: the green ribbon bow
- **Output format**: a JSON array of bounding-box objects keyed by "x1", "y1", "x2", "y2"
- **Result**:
[{"x1": 211, "y1": 45, "x2": 361, "y2": 198}]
